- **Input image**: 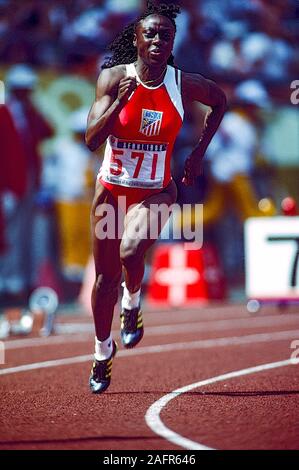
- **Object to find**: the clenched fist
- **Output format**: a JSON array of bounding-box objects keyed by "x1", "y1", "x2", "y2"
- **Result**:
[
  {"x1": 182, "y1": 152, "x2": 204, "y2": 186},
  {"x1": 117, "y1": 76, "x2": 138, "y2": 104}
]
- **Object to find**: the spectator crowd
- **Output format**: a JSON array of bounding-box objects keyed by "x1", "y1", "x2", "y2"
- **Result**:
[{"x1": 0, "y1": 0, "x2": 298, "y2": 84}]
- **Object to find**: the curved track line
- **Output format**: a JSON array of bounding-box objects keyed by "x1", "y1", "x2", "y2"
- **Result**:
[
  {"x1": 145, "y1": 358, "x2": 299, "y2": 450},
  {"x1": 1, "y1": 330, "x2": 299, "y2": 375}
]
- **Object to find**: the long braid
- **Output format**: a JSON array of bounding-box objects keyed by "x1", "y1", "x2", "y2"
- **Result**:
[{"x1": 102, "y1": 1, "x2": 181, "y2": 69}]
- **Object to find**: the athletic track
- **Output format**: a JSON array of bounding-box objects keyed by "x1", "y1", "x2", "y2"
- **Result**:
[{"x1": 0, "y1": 303, "x2": 298, "y2": 450}]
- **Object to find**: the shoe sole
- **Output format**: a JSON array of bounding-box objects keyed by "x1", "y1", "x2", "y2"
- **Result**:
[{"x1": 122, "y1": 328, "x2": 144, "y2": 349}]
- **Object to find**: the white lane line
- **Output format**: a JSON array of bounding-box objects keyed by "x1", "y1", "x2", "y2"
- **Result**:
[
  {"x1": 145, "y1": 358, "x2": 299, "y2": 450},
  {"x1": 1, "y1": 329, "x2": 299, "y2": 375},
  {"x1": 4, "y1": 313, "x2": 299, "y2": 350},
  {"x1": 55, "y1": 313, "x2": 299, "y2": 335},
  {"x1": 4, "y1": 333, "x2": 92, "y2": 350}
]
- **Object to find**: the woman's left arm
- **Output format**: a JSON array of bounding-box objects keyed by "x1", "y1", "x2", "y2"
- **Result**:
[{"x1": 181, "y1": 72, "x2": 227, "y2": 186}]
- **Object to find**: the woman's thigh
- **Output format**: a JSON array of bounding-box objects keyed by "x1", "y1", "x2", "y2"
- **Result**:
[
  {"x1": 121, "y1": 180, "x2": 177, "y2": 256},
  {"x1": 91, "y1": 180, "x2": 122, "y2": 277}
]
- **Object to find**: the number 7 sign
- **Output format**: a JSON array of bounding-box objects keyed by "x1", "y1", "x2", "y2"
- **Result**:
[{"x1": 245, "y1": 217, "x2": 299, "y2": 299}]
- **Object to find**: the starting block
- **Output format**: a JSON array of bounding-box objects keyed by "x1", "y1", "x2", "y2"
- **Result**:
[
  {"x1": 0, "y1": 287, "x2": 59, "y2": 338},
  {"x1": 147, "y1": 242, "x2": 226, "y2": 306},
  {"x1": 29, "y1": 287, "x2": 59, "y2": 336},
  {"x1": 0, "y1": 307, "x2": 36, "y2": 337}
]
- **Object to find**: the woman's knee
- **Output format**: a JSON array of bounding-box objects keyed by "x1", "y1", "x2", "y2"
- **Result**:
[{"x1": 119, "y1": 239, "x2": 144, "y2": 268}]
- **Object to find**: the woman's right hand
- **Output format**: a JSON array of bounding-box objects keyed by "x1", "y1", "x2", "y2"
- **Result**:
[{"x1": 117, "y1": 76, "x2": 138, "y2": 104}]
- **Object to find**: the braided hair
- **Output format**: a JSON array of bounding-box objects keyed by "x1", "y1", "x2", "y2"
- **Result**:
[{"x1": 102, "y1": 1, "x2": 181, "y2": 69}]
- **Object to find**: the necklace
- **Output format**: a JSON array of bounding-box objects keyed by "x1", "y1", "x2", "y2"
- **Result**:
[{"x1": 137, "y1": 66, "x2": 167, "y2": 85}]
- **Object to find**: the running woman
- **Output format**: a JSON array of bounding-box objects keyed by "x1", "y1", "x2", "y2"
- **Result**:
[{"x1": 85, "y1": 1, "x2": 226, "y2": 394}]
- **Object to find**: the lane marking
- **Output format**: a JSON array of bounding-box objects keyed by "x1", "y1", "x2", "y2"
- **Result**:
[
  {"x1": 4, "y1": 313, "x2": 299, "y2": 350},
  {"x1": 145, "y1": 358, "x2": 299, "y2": 450},
  {"x1": 1, "y1": 329, "x2": 299, "y2": 375},
  {"x1": 54, "y1": 313, "x2": 299, "y2": 335},
  {"x1": 4, "y1": 333, "x2": 92, "y2": 350}
]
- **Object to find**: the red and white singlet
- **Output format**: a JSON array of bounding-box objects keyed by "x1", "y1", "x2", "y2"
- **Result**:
[{"x1": 98, "y1": 63, "x2": 184, "y2": 208}]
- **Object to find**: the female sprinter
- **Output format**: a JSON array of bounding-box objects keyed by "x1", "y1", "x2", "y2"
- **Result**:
[{"x1": 85, "y1": 2, "x2": 226, "y2": 394}]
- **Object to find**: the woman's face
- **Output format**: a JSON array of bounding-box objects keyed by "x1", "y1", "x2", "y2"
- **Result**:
[{"x1": 134, "y1": 14, "x2": 175, "y2": 66}]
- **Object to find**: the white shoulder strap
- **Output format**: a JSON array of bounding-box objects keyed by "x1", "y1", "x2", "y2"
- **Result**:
[
  {"x1": 126, "y1": 63, "x2": 137, "y2": 77},
  {"x1": 164, "y1": 66, "x2": 184, "y2": 120},
  {"x1": 177, "y1": 68, "x2": 182, "y2": 93},
  {"x1": 125, "y1": 64, "x2": 138, "y2": 101}
]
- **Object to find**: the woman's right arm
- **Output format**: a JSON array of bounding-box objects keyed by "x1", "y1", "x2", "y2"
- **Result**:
[{"x1": 85, "y1": 67, "x2": 137, "y2": 152}]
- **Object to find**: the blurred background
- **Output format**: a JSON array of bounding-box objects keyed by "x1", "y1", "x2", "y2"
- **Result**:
[{"x1": 0, "y1": 0, "x2": 298, "y2": 318}]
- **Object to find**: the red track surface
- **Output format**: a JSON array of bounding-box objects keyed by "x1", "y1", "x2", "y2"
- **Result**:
[{"x1": 0, "y1": 303, "x2": 299, "y2": 450}]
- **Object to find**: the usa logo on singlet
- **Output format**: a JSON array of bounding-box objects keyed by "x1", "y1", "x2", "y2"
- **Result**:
[{"x1": 139, "y1": 109, "x2": 163, "y2": 137}]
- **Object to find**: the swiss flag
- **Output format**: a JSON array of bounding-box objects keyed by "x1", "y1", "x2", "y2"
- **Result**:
[{"x1": 147, "y1": 242, "x2": 226, "y2": 306}]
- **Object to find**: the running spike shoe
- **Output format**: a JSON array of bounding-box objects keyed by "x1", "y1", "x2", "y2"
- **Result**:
[
  {"x1": 120, "y1": 307, "x2": 144, "y2": 349},
  {"x1": 89, "y1": 340, "x2": 118, "y2": 394}
]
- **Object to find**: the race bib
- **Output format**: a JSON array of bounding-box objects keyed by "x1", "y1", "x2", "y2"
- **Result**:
[{"x1": 100, "y1": 136, "x2": 168, "y2": 189}]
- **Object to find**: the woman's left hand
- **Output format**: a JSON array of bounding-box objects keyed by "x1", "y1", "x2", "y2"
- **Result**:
[{"x1": 182, "y1": 152, "x2": 204, "y2": 186}]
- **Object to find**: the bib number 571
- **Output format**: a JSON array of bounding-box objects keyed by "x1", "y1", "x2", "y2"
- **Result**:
[{"x1": 110, "y1": 149, "x2": 159, "y2": 180}]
